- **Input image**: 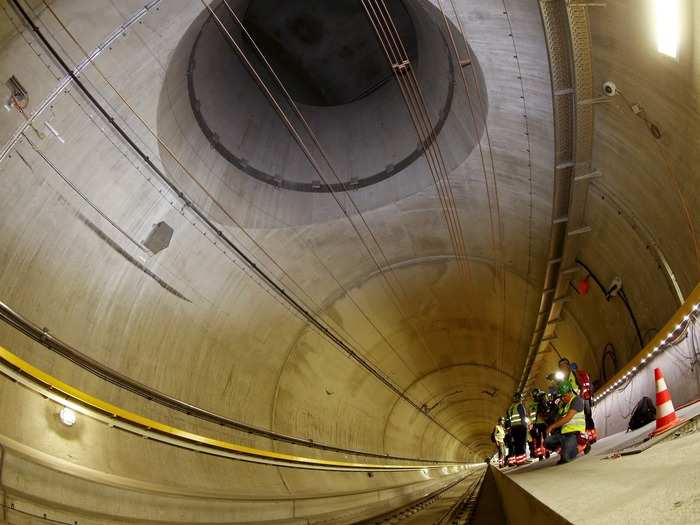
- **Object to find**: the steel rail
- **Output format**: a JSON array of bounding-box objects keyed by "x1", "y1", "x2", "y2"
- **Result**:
[
  {"x1": 434, "y1": 467, "x2": 485, "y2": 525},
  {"x1": 356, "y1": 467, "x2": 484, "y2": 524},
  {"x1": 0, "y1": 344, "x2": 468, "y2": 472},
  {"x1": 9, "y1": 0, "x2": 473, "y2": 453}
]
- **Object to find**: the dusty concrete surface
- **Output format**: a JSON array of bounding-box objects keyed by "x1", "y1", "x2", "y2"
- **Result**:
[
  {"x1": 492, "y1": 466, "x2": 571, "y2": 525},
  {"x1": 504, "y1": 403, "x2": 700, "y2": 525},
  {"x1": 471, "y1": 467, "x2": 508, "y2": 525}
]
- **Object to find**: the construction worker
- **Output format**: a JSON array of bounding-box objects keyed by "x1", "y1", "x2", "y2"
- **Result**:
[
  {"x1": 570, "y1": 361, "x2": 597, "y2": 442},
  {"x1": 507, "y1": 392, "x2": 528, "y2": 465},
  {"x1": 557, "y1": 357, "x2": 580, "y2": 395},
  {"x1": 529, "y1": 388, "x2": 550, "y2": 460},
  {"x1": 493, "y1": 417, "x2": 506, "y2": 467},
  {"x1": 503, "y1": 421, "x2": 513, "y2": 465},
  {"x1": 544, "y1": 381, "x2": 586, "y2": 464},
  {"x1": 525, "y1": 391, "x2": 539, "y2": 458}
]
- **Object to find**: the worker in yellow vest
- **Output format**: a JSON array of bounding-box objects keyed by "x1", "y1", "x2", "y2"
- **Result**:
[
  {"x1": 493, "y1": 417, "x2": 506, "y2": 467},
  {"x1": 557, "y1": 357, "x2": 580, "y2": 395},
  {"x1": 544, "y1": 382, "x2": 586, "y2": 464}
]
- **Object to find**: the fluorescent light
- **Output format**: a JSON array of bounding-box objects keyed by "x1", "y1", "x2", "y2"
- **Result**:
[
  {"x1": 58, "y1": 406, "x2": 77, "y2": 427},
  {"x1": 656, "y1": 0, "x2": 680, "y2": 59}
]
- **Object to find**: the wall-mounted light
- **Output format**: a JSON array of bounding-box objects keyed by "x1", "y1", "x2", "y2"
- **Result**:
[
  {"x1": 655, "y1": 0, "x2": 680, "y2": 59},
  {"x1": 593, "y1": 300, "x2": 699, "y2": 403},
  {"x1": 58, "y1": 406, "x2": 77, "y2": 427}
]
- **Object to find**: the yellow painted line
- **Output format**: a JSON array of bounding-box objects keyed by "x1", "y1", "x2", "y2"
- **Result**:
[
  {"x1": 0, "y1": 346, "x2": 461, "y2": 471},
  {"x1": 598, "y1": 282, "x2": 700, "y2": 393}
]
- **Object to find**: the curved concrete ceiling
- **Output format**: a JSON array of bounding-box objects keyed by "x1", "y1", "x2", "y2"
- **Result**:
[{"x1": 0, "y1": 0, "x2": 698, "y2": 521}]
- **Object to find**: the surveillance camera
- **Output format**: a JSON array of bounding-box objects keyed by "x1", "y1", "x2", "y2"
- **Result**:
[
  {"x1": 605, "y1": 276, "x2": 623, "y2": 301},
  {"x1": 602, "y1": 81, "x2": 617, "y2": 97}
]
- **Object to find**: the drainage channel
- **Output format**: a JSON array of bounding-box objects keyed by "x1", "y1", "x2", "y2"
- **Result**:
[{"x1": 357, "y1": 468, "x2": 486, "y2": 524}]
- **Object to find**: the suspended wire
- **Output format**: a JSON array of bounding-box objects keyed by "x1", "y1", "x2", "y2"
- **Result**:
[
  {"x1": 375, "y1": 0, "x2": 472, "y2": 282},
  {"x1": 364, "y1": 0, "x2": 467, "y2": 270},
  {"x1": 205, "y1": 0, "x2": 446, "y2": 377},
  {"x1": 15, "y1": 0, "x2": 398, "y2": 406},
  {"x1": 35, "y1": 0, "x2": 413, "y2": 380},
  {"x1": 359, "y1": 0, "x2": 471, "y2": 293},
  {"x1": 14, "y1": 0, "x2": 478, "y2": 450},
  {"x1": 220, "y1": 0, "x2": 408, "y2": 299},
  {"x1": 434, "y1": 0, "x2": 506, "y2": 377},
  {"x1": 19, "y1": 132, "x2": 145, "y2": 251},
  {"x1": 435, "y1": 0, "x2": 495, "y2": 249},
  {"x1": 16, "y1": 0, "x2": 374, "y2": 358},
  {"x1": 7, "y1": 0, "x2": 387, "y2": 385},
  {"x1": 499, "y1": 0, "x2": 537, "y2": 385},
  {"x1": 615, "y1": 88, "x2": 699, "y2": 275},
  {"x1": 428, "y1": 0, "x2": 510, "y2": 379},
  {"x1": 198, "y1": 2, "x2": 448, "y2": 398}
]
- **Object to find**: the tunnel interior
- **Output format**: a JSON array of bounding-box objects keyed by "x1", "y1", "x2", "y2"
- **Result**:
[{"x1": 0, "y1": 0, "x2": 699, "y2": 523}]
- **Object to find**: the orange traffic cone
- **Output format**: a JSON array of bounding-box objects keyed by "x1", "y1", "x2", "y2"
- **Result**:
[{"x1": 650, "y1": 368, "x2": 684, "y2": 437}]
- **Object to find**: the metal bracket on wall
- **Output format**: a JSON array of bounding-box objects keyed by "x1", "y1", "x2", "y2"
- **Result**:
[{"x1": 574, "y1": 169, "x2": 602, "y2": 182}]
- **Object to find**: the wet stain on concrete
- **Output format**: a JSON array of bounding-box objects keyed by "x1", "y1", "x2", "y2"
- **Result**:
[{"x1": 76, "y1": 213, "x2": 192, "y2": 303}]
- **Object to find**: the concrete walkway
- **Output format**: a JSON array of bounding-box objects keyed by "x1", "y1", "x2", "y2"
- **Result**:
[{"x1": 501, "y1": 402, "x2": 700, "y2": 524}]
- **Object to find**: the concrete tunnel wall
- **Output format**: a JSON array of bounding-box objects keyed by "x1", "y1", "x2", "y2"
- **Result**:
[
  {"x1": 526, "y1": 0, "x2": 700, "y2": 391},
  {"x1": 0, "y1": 0, "x2": 698, "y2": 523},
  {"x1": 0, "y1": 0, "x2": 554, "y2": 521},
  {"x1": 158, "y1": 0, "x2": 486, "y2": 226}
]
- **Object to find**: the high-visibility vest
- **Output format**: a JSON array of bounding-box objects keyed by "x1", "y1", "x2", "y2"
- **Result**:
[
  {"x1": 526, "y1": 400, "x2": 538, "y2": 420},
  {"x1": 508, "y1": 402, "x2": 524, "y2": 426},
  {"x1": 559, "y1": 397, "x2": 586, "y2": 434},
  {"x1": 566, "y1": 371, "x2": 581, "y2": 395},
  {"x1": 494, "y1": 424, "x2": 505, "y2": 442}
]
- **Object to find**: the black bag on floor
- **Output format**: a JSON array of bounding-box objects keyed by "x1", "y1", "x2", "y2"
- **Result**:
[{"x1": 628, "y1": 396, "x2": 656, "y2": 431}]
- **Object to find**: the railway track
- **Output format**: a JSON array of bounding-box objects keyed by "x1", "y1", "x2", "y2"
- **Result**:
[{"x1": 358, "y1": 467, "x2": 486, "y2": 524}]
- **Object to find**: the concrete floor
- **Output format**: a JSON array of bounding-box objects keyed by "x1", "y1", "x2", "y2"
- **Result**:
[
  {"x1": 503, "y1": 402, "x2": 700, "y2": 525},
  {"x1": 470, "y1": 468, "x2": 507, "y2": 525}
]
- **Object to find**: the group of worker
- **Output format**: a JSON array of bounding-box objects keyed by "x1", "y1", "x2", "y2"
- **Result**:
[{"x1": 492, "y1": 357, "x2": 598, "y2": 467}]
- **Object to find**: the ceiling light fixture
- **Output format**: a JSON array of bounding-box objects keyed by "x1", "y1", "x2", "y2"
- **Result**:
[
  {"x1": 655, "y1": 0, "x2": 680, "y2": 59},
  {"x1": 58, "y1": 406, "x2": 77, "y2": 427}
]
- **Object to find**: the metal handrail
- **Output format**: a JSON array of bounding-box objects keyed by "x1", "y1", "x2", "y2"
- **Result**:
[{"x1": 0, "y1": 344, "x2": 467, "y2": 471}]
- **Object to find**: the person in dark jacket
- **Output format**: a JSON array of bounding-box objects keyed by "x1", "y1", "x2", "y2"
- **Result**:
[{"x1": 507, "y1": 392, "x2": 529, "y2": 465}]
